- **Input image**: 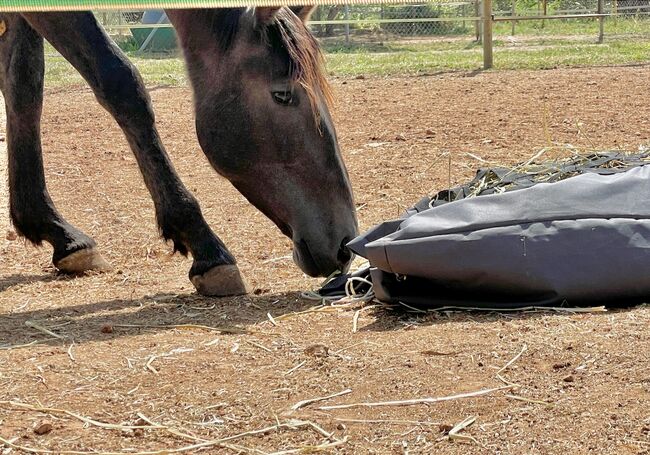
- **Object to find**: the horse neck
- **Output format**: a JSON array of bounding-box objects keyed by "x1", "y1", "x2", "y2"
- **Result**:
[
  {"x1": 165, "y1": 9, "x2": 238, "y2": 93},
  {"x1": 166, "y1": 9, "x2": 247, "y2": 51},
  {"x1": 165, "y1": 10, "x2": 222, "y2": 56}
]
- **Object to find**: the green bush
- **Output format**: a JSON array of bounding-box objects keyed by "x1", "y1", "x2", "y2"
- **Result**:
[{"x1": 116, "y1": 35, "x2": 139, "y2": 52}]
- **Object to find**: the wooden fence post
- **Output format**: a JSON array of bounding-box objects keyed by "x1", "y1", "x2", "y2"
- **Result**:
[
  {"x1": 475, "y1": 0, "x2": 482, "y2": 42},
  {"x1": 598, "y1": 0, "x2": 605, "y2": 43},
  {"x1": 483, "y1": 0, "x2": 493, "y2": 69},
  {"x1": 344, "y1": 3, "x2": 350, "y2": 45}
]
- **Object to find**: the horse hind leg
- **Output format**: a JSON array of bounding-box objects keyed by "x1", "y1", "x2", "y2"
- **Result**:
[{"x1": 0, "y1": 15, "x2": 110, "y2": 273}]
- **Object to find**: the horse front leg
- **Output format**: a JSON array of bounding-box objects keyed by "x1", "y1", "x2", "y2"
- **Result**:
[
  {"x1": 22, "y1": 12, "x2": 249, "y2": 296},
  {"x1": 0, "y1": 14, "x2": 109, "y2": 272}
]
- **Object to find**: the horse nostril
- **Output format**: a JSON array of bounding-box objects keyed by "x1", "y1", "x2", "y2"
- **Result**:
[{"x1": 337, "y1": 238, "x2": 353, "y2": 266}]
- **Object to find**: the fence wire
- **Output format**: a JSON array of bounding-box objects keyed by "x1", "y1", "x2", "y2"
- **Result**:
[{"x1": 96, "y1": 1, "x2": 650, "y2": 51}]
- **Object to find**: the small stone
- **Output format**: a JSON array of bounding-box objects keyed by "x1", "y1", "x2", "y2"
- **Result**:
[
  {"x1": 132, "y1": 428, "x2": 144, "y2": 437},
  {"x1": 336, "y1": 423, "x2": 346, "y2": 431},
  {"x1": 395, "y1": 134, "x2": 407, "y2": 141},
  {"x1": 6, "y1": 230, "x2": 17, "y2": 241},
  {"x1": 304, "y1": 344, "x2": 329, "y2": 357},
  {"x1": 355, "y1": 74, "x2": 366, "y2": 80},
  {"x1": 563, "y1": 374, "x2": 575, "y2": 383},
  {"x1": 101, "y1": 325, "x2": 113, "y2": 334},
  {"x1": 34, "y1": 423, "x2": 53, "y2": 435},
  {"x1": 553, "y1": 361, "x2": 571, "y2": 370},
  {"x1": 253, "y1": 288, "x2": 270, "y2": 295},
  {"x1": 439, "y1": 423, "x2": 453, "y2": 434}
]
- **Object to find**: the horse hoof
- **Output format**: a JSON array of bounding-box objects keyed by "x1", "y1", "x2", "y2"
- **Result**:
[
  {"x1": 191, "y1": 264, "x2": 251, "y2": 297},
  {"x1": 55, "y1": 248, "x2": 112, "y2": 273}
]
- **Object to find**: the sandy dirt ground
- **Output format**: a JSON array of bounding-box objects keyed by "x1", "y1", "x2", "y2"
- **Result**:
[
  {"x1": 1, "y1": 65, "x2": 650, "y2": 454},
  {"x1": 0, "y1": 94, "x2": 7, "y2": 233}
]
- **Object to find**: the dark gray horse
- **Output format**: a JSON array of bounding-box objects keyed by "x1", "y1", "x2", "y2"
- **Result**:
[{"x1": 0, "y1": 7, "x2": 358, "y2": 296}]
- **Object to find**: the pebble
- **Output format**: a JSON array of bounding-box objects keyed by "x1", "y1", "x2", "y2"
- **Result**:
[
  {"x1": 34, "y1": 423, "x2": 53, "y2": 435},
  {"x1": 304, "y1": 344, "x2": 329, "y2": 357}
]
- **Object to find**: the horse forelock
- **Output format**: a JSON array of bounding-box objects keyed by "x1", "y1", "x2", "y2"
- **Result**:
[
  {"x1": 205, "y1": 8, "x2": 331, "y2": 122},
  {"x1": 271, "y1": 9, "x2": 333, "y2": 121}
]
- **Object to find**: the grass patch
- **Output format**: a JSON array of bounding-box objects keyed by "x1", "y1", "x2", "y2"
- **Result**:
[
  {"x1": 493, "y1": 15, "x2": 650, "y2": 36},
  {"x1": 44, "y1": 22, "x2": 650, "y2": 88},
  {"x1": 324, "y1": 37, "x2": 650, "y2": 76},
  {"x1": 45, "y1": 53, "x2": 187, "y2": 88}
]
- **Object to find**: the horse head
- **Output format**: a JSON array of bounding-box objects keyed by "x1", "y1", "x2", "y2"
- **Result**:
[{"x1": 168, "y1": 7, "x2": 358, "y2": 277}]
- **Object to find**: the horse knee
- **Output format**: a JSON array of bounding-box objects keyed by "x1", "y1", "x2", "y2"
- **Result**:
[{"x1": 0, "y1": 21, "x2": 44, "y2": 118}]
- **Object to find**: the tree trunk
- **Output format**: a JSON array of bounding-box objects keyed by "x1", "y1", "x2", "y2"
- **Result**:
[{"x1": 324, "y1": 5, "x2": 343, "y2": 37}]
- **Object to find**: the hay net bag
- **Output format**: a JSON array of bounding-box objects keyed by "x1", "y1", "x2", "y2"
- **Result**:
[{"x1": 327, "y1": 152, "x2": 650, "y2": 308}]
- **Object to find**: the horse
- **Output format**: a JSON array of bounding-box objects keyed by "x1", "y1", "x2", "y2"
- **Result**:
[{"x1": 0, "y1": 6, "x2": 358, "y2": 296}]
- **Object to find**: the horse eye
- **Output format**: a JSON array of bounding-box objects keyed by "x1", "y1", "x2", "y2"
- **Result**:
[{"x1": 272, "y1": 91, "x2": 293, "y2": 106}]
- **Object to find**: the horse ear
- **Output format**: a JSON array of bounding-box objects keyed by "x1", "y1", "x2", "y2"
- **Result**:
[
  {"x1": 255, "y1": 7, "x2": 281, "y2": 26},
  {"x1": 289, "y1": 5, "x2": 316, "y2": 22}
]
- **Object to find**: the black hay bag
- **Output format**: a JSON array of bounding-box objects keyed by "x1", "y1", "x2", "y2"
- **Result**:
[{"x1": 347, "y1": 164, "x2": 650, "y2": 308}]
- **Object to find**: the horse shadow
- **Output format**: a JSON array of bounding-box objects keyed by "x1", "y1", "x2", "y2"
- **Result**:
[
  {"x1": 0, "y1": 278, "x2": 323, "y2": 347},
  {"x1": 1, "y1": 272, "x2": 644, "y2": 348},
  {"x1": 0, "y1": 273, "x2": 68, "y2": 293}
]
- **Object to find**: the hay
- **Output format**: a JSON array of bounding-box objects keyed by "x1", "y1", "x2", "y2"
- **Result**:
[
  {"x1": 448, "y1": 415, "x2": 479, "y2": 445},
  {"x1": 332, "y1": 418, "x2": 440, "y2": 426},
  {"x1": 0, "y1": 401, "x2": 163, "y2": 431},
  {"x1": 283, "y1": 360, "x2": 307, "y2": 376},
  {"x1": 429, "y1": 305, "x2": 607, "y2": 313},
  {"x1": 290, "y1": 388, "x2": 352, "y2": 410},
  {"x1": 245, "y1": 339, "x2": 273, "y2": 353},
  {"x1": 432, "y1": 150, "x2": 650, "y2": 205},
  {"x1": 496, "y1": 344, "x2": 527, "y2": 387},
  {"x1": 24, "y1": 320, "x2": 66, "y2": 339},
  {"x1": 0, "y1": 339, "x2": 54, "y2": 350},
  {"x1": 0, "y1": 413, "x2": 346, "y2": 454},
  {"x1": 317, "y1": 385, "x2": 513, "y2": 410},
  {"x1": 505, "y1": 394, "x2": 555, "y2": 407},
  {"x1": 112, "y1": 323, "x2": 249, "y2": 334}
]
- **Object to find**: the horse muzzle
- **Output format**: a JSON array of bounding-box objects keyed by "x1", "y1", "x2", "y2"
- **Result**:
[{"x1": 293, "y1": 236, "x2": 354, "y2": 277}]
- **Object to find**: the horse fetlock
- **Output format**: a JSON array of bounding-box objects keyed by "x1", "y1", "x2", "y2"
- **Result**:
[
  {"x1": 54, "y1": 247, "x2": 112, "y2": 274},
  {"x1": 10, "y1": 208, "x2": 51, "y2": 246},
  {"x1": 158, "y1": 200, "x2": 232, "y2": 262},
  {"x1": 190, "y1": 264, "x2": 251, "y2": 297}
]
